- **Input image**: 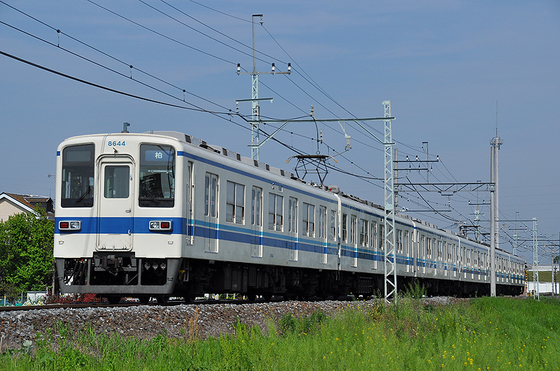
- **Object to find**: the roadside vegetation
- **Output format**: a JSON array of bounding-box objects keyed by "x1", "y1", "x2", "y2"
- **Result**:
[
  {"x1": 0, "y1": 208, "x2": 54, "y2": 304},
  {"x1": 1, "y1": 291, "x2": 559, "y2": 370}
]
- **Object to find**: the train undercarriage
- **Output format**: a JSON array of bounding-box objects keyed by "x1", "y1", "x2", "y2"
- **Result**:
[{"x1": 56, "y1": 255, "x2": 524, "y2": 303}]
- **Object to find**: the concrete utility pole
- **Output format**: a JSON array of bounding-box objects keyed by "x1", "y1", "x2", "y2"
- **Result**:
[
  {"x1": 490, "y1": 133, "x2": 502, "y2": 297},
  {"x1": 237, "y1": 14, "x2": 290, "y2": 161}
]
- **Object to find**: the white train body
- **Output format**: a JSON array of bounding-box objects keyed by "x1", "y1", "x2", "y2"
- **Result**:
[{"x1": 54, "y1": 131, "x2": 524, "y2": 302}]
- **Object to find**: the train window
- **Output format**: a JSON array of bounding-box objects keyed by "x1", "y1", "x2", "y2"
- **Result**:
[
  {"x1": 360, "y1": 219, "x2": 369, "y2": 247},
  {"x1": 204, "y1": 173, "x2": 218, "y2": 218},
  {"x1": 318, "y1": 206, "x2": 327, "y2": 240},
  {"x1": 139, "y1": 144, "x2": 175, "y2": 207},
  {"x1": 329, "y1": 210, "x2": 337, "y2": 241},
  {"x1": 226, "y1": 181, "x2": 245, "y2": 224},
  {"x1": 342, "y1": 214, "x2": 348, "y2": 242},
  {"x1": 268, "y1": 193, "x2": 283, "y2": 231},
  {"x1": 104, "y1": 166, "x2": 129, "y2": 198},
  {"x1": 288, "y1": 197, "x2": 298, "y2": 233},
  {"x1": 61, "y1": 143, "x2": 94, "y2": 208},
  {"x1": 251, "y1": 186, "x2": 262, "y2": 226},
  {"x1": 303, "y1": 203, "x2": 314, "y2": 237}
]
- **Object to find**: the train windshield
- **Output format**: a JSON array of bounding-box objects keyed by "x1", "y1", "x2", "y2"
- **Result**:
[
  {"x1": 61, "y1": 144, "x2": 95, "y2": 208},
  {"x1": 139, "y1": 144, "x2": 175, "y2": 207}
]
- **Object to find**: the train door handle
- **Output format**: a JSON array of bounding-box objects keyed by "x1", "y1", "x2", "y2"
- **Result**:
[{"x1": 125, "y1": 209, "x2": 131, "y2": 213}]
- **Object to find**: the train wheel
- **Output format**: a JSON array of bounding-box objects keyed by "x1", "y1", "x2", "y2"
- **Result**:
[{"x1": 156, "y1": 296, "x2": 169, "y2": 304}]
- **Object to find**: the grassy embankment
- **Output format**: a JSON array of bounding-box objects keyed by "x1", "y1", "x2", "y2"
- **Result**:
[{"x1": 1, "y1": 293, "x2": 559, "y2": 370}]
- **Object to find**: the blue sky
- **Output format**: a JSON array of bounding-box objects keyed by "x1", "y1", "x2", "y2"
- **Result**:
[{"x1": 1, "y1": 0, "x2": 559, "y2": 264}]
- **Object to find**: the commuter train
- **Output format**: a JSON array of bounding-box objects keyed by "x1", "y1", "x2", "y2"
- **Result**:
[{"x1": 54, "y1": 131, "x2": 525, "y2": 303}]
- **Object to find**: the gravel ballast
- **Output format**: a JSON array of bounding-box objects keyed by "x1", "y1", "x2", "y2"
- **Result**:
[{"x1": 0, "y1": 297, "x2": 459, "y2": 352}]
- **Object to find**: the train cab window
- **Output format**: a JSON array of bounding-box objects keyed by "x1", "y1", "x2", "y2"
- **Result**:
[
  {"x1": 139, "y1": 144, "x2": 175, "y2": 207},
  {"x1": 226, "y1": 181, "x2": 245, "y2": 224},
  {"x1": 268, "y1": 193, "x2": 283, "y2": 231},
  {"x1": 61, "y1": 143, "x2": 95, "y2": 208}
]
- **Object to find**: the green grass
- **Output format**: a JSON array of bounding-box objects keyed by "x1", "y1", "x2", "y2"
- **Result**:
[{"x1": 2, "y1": 297, "x2": 560, "y2": 370}]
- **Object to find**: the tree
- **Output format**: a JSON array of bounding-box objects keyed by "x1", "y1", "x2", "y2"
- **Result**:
[{"x1": 0, "y1": 208, "x2": 54, "y2": 297}]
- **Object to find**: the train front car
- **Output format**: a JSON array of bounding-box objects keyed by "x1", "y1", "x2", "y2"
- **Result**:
[{"x1": 54, "y1": 133, "x2": 182, "y2": 303}]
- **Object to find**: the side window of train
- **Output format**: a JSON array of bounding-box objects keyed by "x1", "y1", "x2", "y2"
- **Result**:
[
  {"x1": 329, "y1": 210, "x2": 337, "y2": 241},
  {"x1": 251, "y1": 186, "x2": 262, "y2": 226},
  {"x1": 204, "y1": 173, "x2": 218, "y2": 218},
  {"x1": 342, "y1": 214, "x2": 348, "y2": 242},
  {"x1": 268, "y1": 193, "x2": 283, "y2": 231},
  {"x1": 288, "y1": 197, "x2": 298, "y2": 233},
  {"x1": 303, "y1": 202, "x2": 314, "y2": 237},
  {"x1": 226, "y1": 181, "x2": 245, "y2": 224}
]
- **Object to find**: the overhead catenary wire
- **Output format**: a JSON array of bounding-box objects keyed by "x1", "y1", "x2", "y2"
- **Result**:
[{"x1": 1, "y1": 1, "x2": 499, "y2": 237}]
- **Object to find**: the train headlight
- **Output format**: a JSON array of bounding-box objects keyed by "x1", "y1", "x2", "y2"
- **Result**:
[
  {"x1": 59, "y1": 220, "x2": 81, "y2": 231},
  {"x1": 144, "y1": 262, "x2": 151, "y2": 271},
  {"x1": 149, "y1": 220, "x2": 172, "y2": 231},
  {"x1": 160, "y1": 262, "x2": 167, "y2": 270},
  {"x1": 152, "y1": 262, "x2": 159, "y2": 270}
]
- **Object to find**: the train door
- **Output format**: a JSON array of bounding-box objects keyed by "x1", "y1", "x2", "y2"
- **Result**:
[
  {"x1": 96, "y1": 157, "x2": 134, "y2": 251},
  {"x1": 288, "y1": 197, "x2": 298, "y2": 261},
  {"x1": 251, "y1": 186, "x2": 263, "y2": 258},
  {"x1": 319, "y1": 206, "x2": 328, "y2": 264},
  {"x1": 204, "y1": 172, "x2": 219, "y2": 253},
  {"x1": 186, "y1": 161, "x2": 194, "y2": 245}
]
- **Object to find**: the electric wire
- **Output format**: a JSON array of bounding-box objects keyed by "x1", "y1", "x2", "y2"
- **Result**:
[{"x1": 2, "y1": 1, "x2": 498, "y2": 235}]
